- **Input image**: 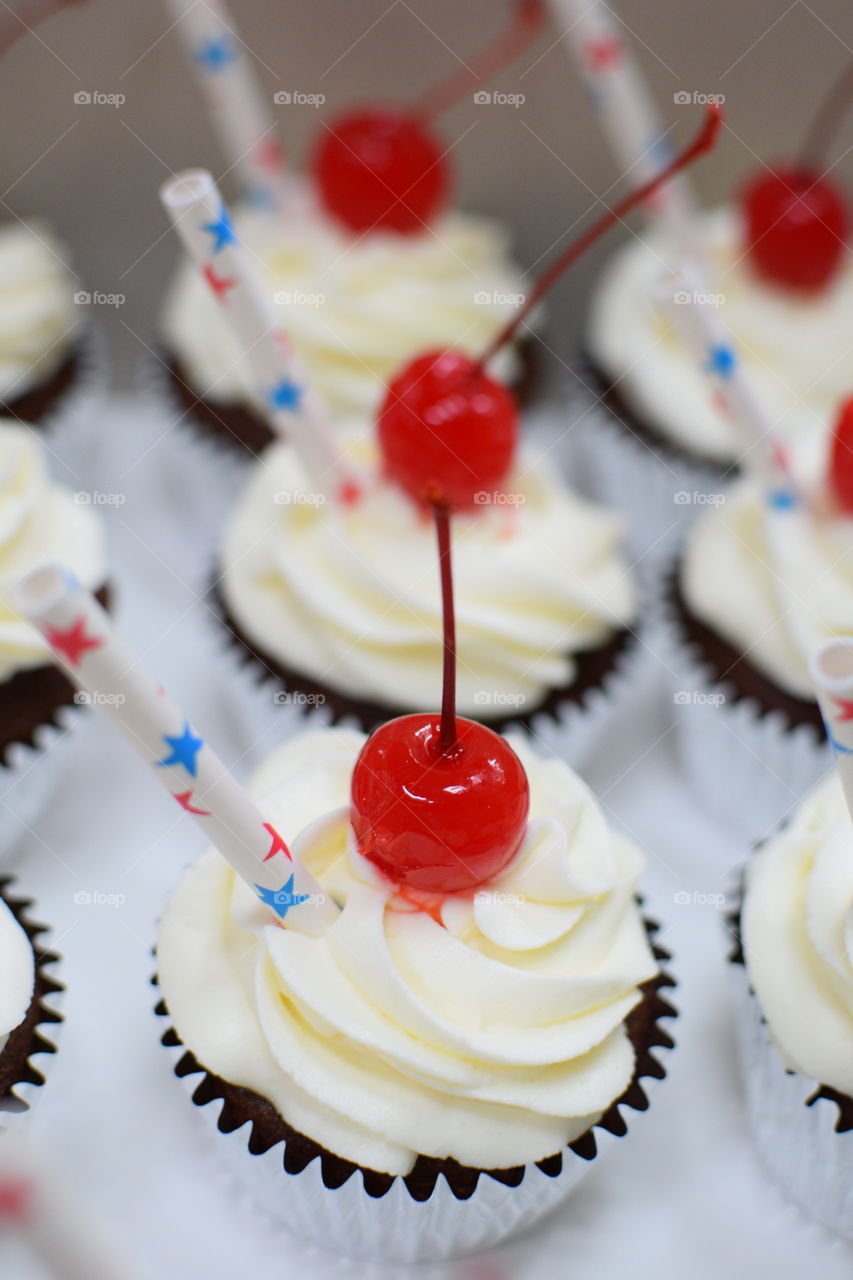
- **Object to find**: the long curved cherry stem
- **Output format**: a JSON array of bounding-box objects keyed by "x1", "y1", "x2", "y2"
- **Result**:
[
  {"x1": 476, "y1": 103, "x2": 723, "y2": 373},
  {"x1": 797, "y1": 60, "x2": 853, "y2": 174},
  {"x1": 412, "y1": 0, "x2": 546, "y2": 124},
  {"x1": 432, "y1": 500, "x2": 458, "y2": 756}
]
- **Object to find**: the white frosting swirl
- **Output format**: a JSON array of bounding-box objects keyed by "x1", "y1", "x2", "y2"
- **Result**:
[
  {"x1": 743, "y1": 773, "x2": 853, "y2": 1097},
  {"x1": 0, "y1": 423, "x2": 106, "y2": 682},
  {"x1": 0, "y1": 219, "x2": 78, "y2": 400},
  {"x1": 587, "y1": 207, "x2": 853, "y2": 464},
  {"x1": 162, "y1": 185, "x2": 530, "y2": 421},
  {"x1": 0, "y1": 896, "x2": 34, "y2": 1056},
  {"x1": 681, "y1": 473, "x2": 853, "y2": 700},
  {"x1": 157, "y1": 728, "x2": 659, "y2": 1175},
  {"x1": 219, "y1": 430, "x2": 636, "y2": 718}
]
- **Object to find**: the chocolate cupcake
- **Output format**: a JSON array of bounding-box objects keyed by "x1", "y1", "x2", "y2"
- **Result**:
[
  {"x1": 0, "y1": 420, "x2": 109, "y2": 857},
  {"x1": 729, "y1": 774, "x2": 852, "y2": 1238},
  {"x1": 0, "y1": 881, "x2": 62, "y2": 1118},
  {"x1": 155, "y1": 726, "x2": 676, "y2": 1262}
]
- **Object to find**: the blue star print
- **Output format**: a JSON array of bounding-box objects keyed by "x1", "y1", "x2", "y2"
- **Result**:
[
  {"x1": 706, "y1": 344, "x2": 737, "y2": 380},
  {"x1": 767, "y1": 489, "x2": 798, "y2": 511},
  {"x1": 156, "y1": 722, "x2": 204, "y2": 777},
  {"x1": 266, "y1": 377, "x2": 304, "y2": 413},
  {"x1": 201, "y1": 207, "x2": 237, "y2": 254},
  {"x1": 194, "y1": 36, "x2": 236, "y2": 73},
  {"x1": 256, "y1": 874, "x2": 311, "y2": 920}
]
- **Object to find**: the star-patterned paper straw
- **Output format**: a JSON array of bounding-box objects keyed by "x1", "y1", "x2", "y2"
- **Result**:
[
  {"x1": 811, "y1": 637, "x2": 853, "y2": 817},
  {"x1": 14, "y1": 566, "x2": 337, "y2": 937},
  {"x1": 161, "y1": 168, "x2": 358, "y2": 504},
  {"x1": 164, "y1": 0, "x2": 291, "y2": 212}
]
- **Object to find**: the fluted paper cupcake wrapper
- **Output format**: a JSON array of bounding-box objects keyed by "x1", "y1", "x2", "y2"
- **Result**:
[
  {"x1": 153, "y1": 933, "x2": 676, "y2": 1264},
  {"x1": 0, "y1": 884, "x2": 63, "y2": 1133},
  {"x1": 37, "y1": 321, "x2": 108, "y2": 482},
  {"x1": 729, "y1": 955, "x2": 853, "y2": 1239},
  {"x1": 0, "y1": 704, "x2": 85, "y2": 869},
  {"x1": 658, "y1": 582, "x2": 831, "y2": 846},
  {"x1": 566, "y1": 358, "x2": 733, "y2": 565}
]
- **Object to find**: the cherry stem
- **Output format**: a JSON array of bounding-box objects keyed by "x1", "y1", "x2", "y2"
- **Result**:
[
  {"x1": 432, "y1": 499, "x2": 458, "y2": 756},
  {"x1": 797, "y1": 60, "x2": 853, "y2": 174},
  {"x1": 412, "y1": 0, "x2": 546, "y2": 123},
  {"x1": 476, "y1": 104, "x2": 724, "y2": 373}
]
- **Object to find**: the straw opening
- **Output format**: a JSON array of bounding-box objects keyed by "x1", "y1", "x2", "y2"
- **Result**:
[
  {"x1": 810, "y1": 636, "x2": 853, "y2": 693},
  {"x1": 161, "y1": 169, "x2": 215, "y2": 209},
  {"x1": 14, "y1": 565, "x2": 72, "y2": 617}
]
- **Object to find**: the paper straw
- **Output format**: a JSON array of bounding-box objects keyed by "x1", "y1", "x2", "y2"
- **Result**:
[
  {"x1": 164, "y1": 0, "x2": 290, "y2": 212},
  {"x1": 810, "y1": 636, "x2": 853, "y2": 817},
  {"x1": 14, "y1": 567, "x2": 337, "y2": 937},
  {"x1": 161, "y1": 168, "x2": 357, "y2": 504}
]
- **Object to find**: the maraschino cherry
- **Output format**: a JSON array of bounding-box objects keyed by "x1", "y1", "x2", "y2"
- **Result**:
[
  {"x1": 351, "y1": 501, "x2": 529, "y2": 894},
  {"x1": 313, "y1": 1, "x2": 546, "y2": 234},
  {"x1": 741, "y1": 63, "x2": 853, "y2": 292},
  {"x1": 378, "y1": 105, "x2": 723, "y2": 511},
  {"x1": 828, "y1": 394, "x2": 853, "y2": 513}
]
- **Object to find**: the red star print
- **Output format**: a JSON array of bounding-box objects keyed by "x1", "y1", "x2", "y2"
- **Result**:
[
  {"x1": 173, "y1": 790, "x2": 211, "y2": 816},
  {"x1": 203, "y1": 263, "x2": 237, "y2": 299},
  {"x1": 263, "y1": 821, "x2": 292, "y2": 862},
  {"x1": 586, "y1": 37, "x2": 623, "y2": 71},
  {"x1": 45, "y1": 615, "x2": 103, "y2": 666},
  {"x1": 832, "y1": 695, "x2": 853, "y2": 722},
  {"x1": 0, "y1": 1178, "x2": 32, "y2": 1224},
  {"x1": 254, "y1": 137, "x2": 285, "y2": 174},
  {"x1": 336, "y1": 478, "x2": 362, "y2": 507}
]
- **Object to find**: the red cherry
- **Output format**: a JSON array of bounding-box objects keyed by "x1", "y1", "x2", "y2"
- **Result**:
[
  {"x1": 741, "y1": 166, "x2": 848, "y2": 292},
  {"x1": 377, "y1": 349, "x2": 518, "y2": 510},
  {"x1": 313, "y1": 107, "x2": 448, "y2": 235},
  {"x1": 351, "y1": 714, "x2": 529, "y2": 893},
  {"x1": 829, "y1": 395, "x2": 853, "y2": 513}
]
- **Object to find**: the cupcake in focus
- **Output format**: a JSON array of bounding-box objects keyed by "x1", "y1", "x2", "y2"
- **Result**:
[
  {"x1": 0, "y1": 880, "x2": 61, "y2": 1118},
  {"x1": 730, "y1": 772, "x2": 852, "y2": 1238},
  {"x1": 156, "y1": 725, "x2": 676, "y2": 1262}
]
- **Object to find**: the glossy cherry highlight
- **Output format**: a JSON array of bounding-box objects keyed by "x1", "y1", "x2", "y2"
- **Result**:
[
  {"x1": 377, "y1": 104, "x2": 723, "y2": 510},
  {"x1": 312, "y1": 2, "x2": 546, "y2": 235},
  {"x1": 829, "y1": 395, "x2": 853, "y2": 514},
  {"x1": 351, "y1": 501, "x2": 530, "y2": 894}
]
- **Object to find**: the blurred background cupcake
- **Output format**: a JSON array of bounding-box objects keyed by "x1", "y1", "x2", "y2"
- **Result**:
[{"x1": 0, "y1": 879, "x2": 62, "y2": 1120}]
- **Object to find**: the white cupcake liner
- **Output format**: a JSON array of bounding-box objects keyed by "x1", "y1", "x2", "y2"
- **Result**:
[
  {"x1": 729, "y1": 952, "x2": 853, "y2": 1240},
  {"x1": 660, "y1": 582, "x2": 832, "y2": 844},
  {"x1": 567, "y1": 361, "x2": 733, "y2": 565},
  {"x1": 0, "y1": 885, "x2": 63, "y2": 1134},
  {"x1": 156, "y1": 950, "x2": 675, "y2": 1265},
  {"x1": 0, "y1": 704, "x2": 84, "y2": 869}
]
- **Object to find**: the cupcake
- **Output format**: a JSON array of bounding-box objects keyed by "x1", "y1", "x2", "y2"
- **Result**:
[
  {"x1": 0, "y1": 420, "x2": 108, "y2": 856},
  {"x1": 0, "y1": 219, "x2": 94, "y2": 429},
  {"x1": 156, "y1": 725, "x2": 676, "y2": 1262},
  {"x1": 730, "y1": 773, "x2": 852, "y2": 1238},
  {"x1": 0, "y1": 880, "x2": 61, "y2": 1118},
  {"x1": 216, "y1": 423, "x2": 639, "y2": 735}
]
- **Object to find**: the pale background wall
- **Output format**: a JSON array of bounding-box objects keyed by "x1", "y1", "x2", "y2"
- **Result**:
[{"x1": 1, "y1": 0, "x2": 850, "y2": 384}]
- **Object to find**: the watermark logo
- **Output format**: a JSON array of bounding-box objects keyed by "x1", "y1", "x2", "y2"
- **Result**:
[
  {"x1": 673, "y1": 91, "x2": 725, "y2": 106},
  {"x1": 74, "y1": 490, "x2": 126, "y2": 507},
  {"x1": 673, "y1": 289, "x2": 725, "y2": 307},
  {"x1": 673, "y1": 490, "x2": 726, "y2": 507},
  {"x1": 473, "y1": 690, "x2": 527, "y2": 708},
  {"x1": 273, "y1": 290, "x2": 325, "y2": 307},
  {"x1": 273, "y1": 490, "x2": 326, "y2": 507},
  {"x1": 73, "y1": 90, "x2": 125, "y2": 108},
  {"x1": 273, "y1": 690, "x2": 326, "y2": 707},
  {"x1": 473, "y1": 490, "x2": 525, "y2": 507},
  {"x1": 673, "y1": 890, "x2": 727, "y2": 909},
  {"x1": 73, "y1": 890, "x2": 127, "y2": 908},
  {"x1": 474, "y1": 290, "x2": 526, "y2": 306},
  {"x1": 273, "y1": 90, "x2": 325, "y2": 108},
  {"x1": 73, "y1": 290, "x2": 125, "y2": 308},
  {"x1": 474, "y1": 890, "x2": 526, "y2": 906},
  {"x1": 473, "y1": 90, "x2": 526, "y2": 108},
  {"x1": 673, "y1": 690, "x2": 726, "y2": 708},
  {"x1": 73, "y1": 691, "x2": 126, "y2": 707}
]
